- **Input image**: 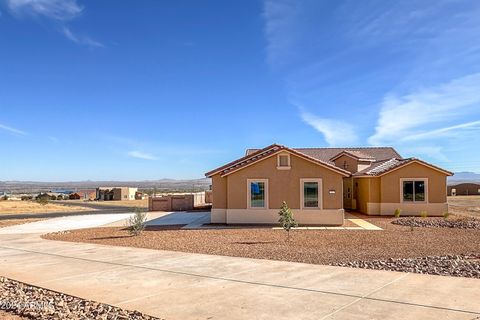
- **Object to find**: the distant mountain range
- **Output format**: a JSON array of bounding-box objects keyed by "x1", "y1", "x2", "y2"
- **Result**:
[
  {"x1": 448, "y1": 172, "x2": 480, "y2": 185},
  {"x1": 0, "y1": 178, "x2": 211, "y2": 194}
]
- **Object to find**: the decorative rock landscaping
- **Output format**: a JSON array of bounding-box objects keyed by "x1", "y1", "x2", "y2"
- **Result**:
[
  {"x1": 333, "y1": 254, "x2": 480, "y2": 278},
  {"x1": 392, "y1": 217, "x2": 480, "y2": 229},
  {"x1": 0, "y1": 277, "x2": 162, "y2": 320}
]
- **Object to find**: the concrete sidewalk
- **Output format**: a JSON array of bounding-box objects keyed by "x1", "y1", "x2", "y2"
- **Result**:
[{"x1": 0, "y1": 217, "x2": 479, "y2": 319}]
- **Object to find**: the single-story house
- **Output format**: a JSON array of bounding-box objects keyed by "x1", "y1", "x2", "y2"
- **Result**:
[
  {"x1": 447, "y1": 183, "x2": 480, "y2": 196},
  {"x1": 205, "y1": 144, "x2": 453, "y2": 225},
  {"x1": 70, "y1": 189, "x2": 97, "y2": 200},
  {"x1": 96, "y1": 187, "x2": 138, "y2": 201}
]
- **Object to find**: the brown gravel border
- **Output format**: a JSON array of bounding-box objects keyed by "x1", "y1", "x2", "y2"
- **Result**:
[
  {"x1": 333, "y1": 254, "x2": 480, "y2": 278},
  {"x1": 392, "y1": 216, "x2": 480, "y2": 229},
  {"x1": 0, "y1": 277, "x2": 163, "y2": 320}
]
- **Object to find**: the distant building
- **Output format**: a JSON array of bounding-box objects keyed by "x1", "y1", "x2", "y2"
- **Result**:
[
  {"x1": 448, "y1": 183, "x2": 480, "y2": 196},
  {"x1": 96, "y1": 187, "x2": 138, "y2": 201},
  {"x1": 70, "y1": 189, "x2": 96, "y2": 200}
]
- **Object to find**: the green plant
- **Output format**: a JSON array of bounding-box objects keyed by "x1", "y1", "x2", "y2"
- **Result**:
[
  {"x1": 127, "y1": 207, "x2": 147, "y2": 236},
  {"x1": 420, "y1": 211, "x2": 428, "y2": 218},
  {"x1": 443, "y1": 211, "x2": 450, "y2": 219},
  {"x1": 278, "y1": 201, "x2": 298, "y2": 242},
  {"x1": 394, "y1": 208, "x2": 401, "y2": 218}
]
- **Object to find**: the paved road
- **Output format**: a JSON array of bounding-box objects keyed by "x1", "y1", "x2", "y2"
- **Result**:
[{"x1": 0, "y1": 216, "x2": 479, "y2": 319}]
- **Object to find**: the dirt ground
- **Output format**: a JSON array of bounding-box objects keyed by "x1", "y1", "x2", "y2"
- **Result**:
[
  {"x1": 0, "y1": 218, "x2": 43, "y2": 228},
  {"x1": 43, "y1": 217, "x2": 480, "y2": 265},
  {"x1": 448, "y1": 196, "x2": 480, "y2": 217},
  {"x1": 0, "y1": 201, "x2": 91, "y2": 215},
  {"x1": 0, "y1": 311, "x2": 25, "y2": 320}
]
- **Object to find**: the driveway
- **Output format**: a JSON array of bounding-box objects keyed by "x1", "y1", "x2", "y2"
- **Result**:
[{"x1": 0, "y1": 216, "x2": 479, "y2": 319}]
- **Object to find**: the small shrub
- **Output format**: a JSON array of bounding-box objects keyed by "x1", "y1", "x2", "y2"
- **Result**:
[
  {"x1": 443, "y1": 211, "x2": 450, "y2": 219},
  {"x1": 394, "y1": 208, "x2": 401, "y2": 218},
  {"x1": 127, "y1": 207, "x2": 147, "y2": 236},
  {"x1": 0, "y1": 195, "x2": 8, "y2": 201},
  {"x1": 420, "y1": 211, "x2": 428, "y2": 218},
  {"x1": 278, "y1": 201, "x2": 298, "y2": 242},
  {"x1": 410, "y1": 225, "x2": 414, "y2": 232},
  {"x1": 36, "y1": 197, "x2": 49, "y2": 206}
]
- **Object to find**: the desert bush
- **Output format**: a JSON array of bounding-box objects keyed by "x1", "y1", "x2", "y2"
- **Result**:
[
  {"x1": 127, "y1": 207, "x2": 147, "y2": 236},
  {"x1": 36, "y1": 197, "x2": 49, "y2": 206},
  {"x1": 278, "y1": 201, "x2": 298, "y2": 242},
  {"x1": 420, "y1": 211, "x2": 428, "y2": 218},
  {"x1": 394, "y1": 208, "x2": 401, "y2": 218},
  {"x1": 21, "y1": 195, "x2": 33, "y2": 201},
  {"x1": 443, "y1": 211, "x2": 450, "y2": 219},
  {"x1": 0, "y1": 195, "x2": 8, "y2": 201}
]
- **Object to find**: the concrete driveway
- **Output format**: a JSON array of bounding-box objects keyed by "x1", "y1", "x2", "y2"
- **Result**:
[{"x1": 0, "y1": 216, "x2": 479, "y2": 319}]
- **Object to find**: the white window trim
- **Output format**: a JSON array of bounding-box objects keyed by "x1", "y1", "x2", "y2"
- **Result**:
[
  {"x1": 400, "y1": 178, "x2": 429, "y2": 203},
  {"x1": 276, "y1": 153, "x2": 291, "y2": 170},
  {"x1": 300, "y1": 178, "x2": 323, "y2": 210},
  {"x1": 247, "y1": 179, "x2": 269, "y2": 209}
]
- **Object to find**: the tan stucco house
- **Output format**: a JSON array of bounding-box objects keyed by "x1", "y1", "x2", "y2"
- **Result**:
[{"x1": 205, "y1": 144, "x2": 453, "y2": 225}]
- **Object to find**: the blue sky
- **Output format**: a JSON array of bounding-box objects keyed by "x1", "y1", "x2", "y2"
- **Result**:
[{"x1": 1, "y1": 0, "x2": 480, "y2": 181}]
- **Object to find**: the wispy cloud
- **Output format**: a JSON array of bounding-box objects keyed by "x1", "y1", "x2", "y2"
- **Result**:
[
  {"x1": 402, "y1": 120, "x2": 480, "y2": 142},
  {"x1": 5, "y1": 0, "x2": 103, "y2": 48},
  {"x1": 369, "y1": 73, "x2": 480, "y2": 145},
  {"x1": 0, "y1": 123, "x2": 27, "y2": 136},
  {"x1": 62, "y1": 27, "x2": 104, "y2": 48},
  {"x1": 6, "y1": 0, "x2": 83, "y2": 21},
  {"x1": 300, "y1": 111, "x2": 357, "y2": 146},
  {"x1": 127, "y1": 151, "x2": 158, "y2": 161}
]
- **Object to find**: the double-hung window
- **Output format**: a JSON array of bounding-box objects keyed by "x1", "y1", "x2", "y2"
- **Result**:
[
  {"x1": 300, "y1": 179, "x2": 322, "y2": 209},
  {"x1": 247, "y1": 179, "x2": 268, "y2": 209},
  {"x1": 402, "y1": 179, "x2": 427, "y2": 202}
]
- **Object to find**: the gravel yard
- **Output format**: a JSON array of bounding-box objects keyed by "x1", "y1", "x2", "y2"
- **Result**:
[
  {"x1": 0, "y1": 277, "x2": 162, "y2": 320},
  {"x1": 43, "y1": 217, "x2": 480, "y2": 278}
]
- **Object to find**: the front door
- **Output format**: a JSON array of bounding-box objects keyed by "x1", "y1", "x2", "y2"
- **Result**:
[{"x1": 343, "y1": 178, "x2": 353, "y2": 210}]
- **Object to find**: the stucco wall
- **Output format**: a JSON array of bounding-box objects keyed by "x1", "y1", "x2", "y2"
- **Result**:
[
  {"x1": 355, "y1": 162, "x2": 448, "y2": 216},
  {"x1": 333, "y1": 155, "x2": 358, "y2": 173},
  {"x1": 211, "y1": 174, "x2": 227, "y2": 209},
  {"x1": 380, "y1": 162, "x2": 447, "y2": 204},
  {"x1": 226, "y1": 153, "x2": 343, "y2": 210},
  {"x1": 355, "y1": 178, "x2": 371, "y2": 214}
]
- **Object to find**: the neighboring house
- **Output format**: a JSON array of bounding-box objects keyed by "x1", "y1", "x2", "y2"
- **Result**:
[
  {"x1": 447, "y1": 183, "x2": 480, "y2": 196},
  {"x1": 96, "y1": 187, "x2": 138, "y2": 201},
  {"x1": 70, "y1": 189, "x2": 97, "y2": 200},
  {"x1": 205, "y1": 144, "x2": 453, "y2": 225}
]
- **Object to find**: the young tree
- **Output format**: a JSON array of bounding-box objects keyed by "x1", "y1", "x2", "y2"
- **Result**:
[
  {"x1": 278, "y1": 201, "x2": 298, "y2": 242},
  {"x1": 127, "y1": 207, "x2": 148, "y2": 236}
]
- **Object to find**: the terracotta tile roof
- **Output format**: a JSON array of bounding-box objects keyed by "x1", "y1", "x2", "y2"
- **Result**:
[
  {"x1": 246, "y1": 147, "x2": 400, "y2": 165},
  {"x1": 354, "y1": 158, "x2": 453, "y2": 177},
  {"x1": 209, "y1": 145, "x2": 452, "y2": 178},
  {"x1": 206, "y1": 144, "x2": 351, "y2": 177}
]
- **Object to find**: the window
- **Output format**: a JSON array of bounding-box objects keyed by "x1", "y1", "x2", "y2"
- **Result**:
[
  {"x1": 402, "y1": 179, "x2": 427, "y2": 202},
  {"x1": 247, "y1": 179, "x2": 268, "y2": 209},
  {"x1": 300, "y1": 179, "x2": 322, "y2": 209},
  {"x1": 277, "y1": 154, "x2": 291, "y2": 169},
  {"x1": 343, "y1": 160, "x2": 348, "y2": 169}
]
